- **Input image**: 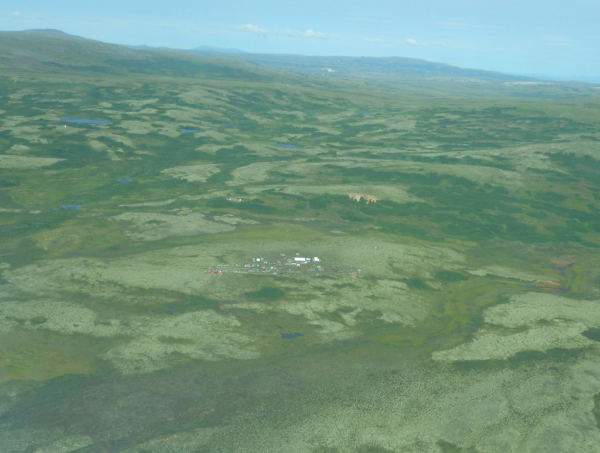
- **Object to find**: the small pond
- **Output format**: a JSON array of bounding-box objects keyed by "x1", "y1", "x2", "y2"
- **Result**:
[
  {"x1": 281, "y1": 332, "x2": 303, "y2": 339},
  {"x1": 62, "y1": 118, "x2": 112, "y2": 125}
]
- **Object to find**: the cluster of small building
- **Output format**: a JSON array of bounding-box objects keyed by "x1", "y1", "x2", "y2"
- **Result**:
[
  {"x1": 251, "y1": 253, "x2": 321, "y2": 268},
  {"x1": 204, "y1": 253, "x2": 339, "y2": 277},
  {"x1": 282, "y1": 255, "x2": 320, "y2": 264}
]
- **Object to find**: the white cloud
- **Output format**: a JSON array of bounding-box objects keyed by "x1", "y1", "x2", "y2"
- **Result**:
[
  {"x1": 284, "y1": 29, "x2": 328, "y2": 39},
  {"x1": 235, "y1": 24, "x2": 329, "y2": 39},
  {"x1": 404, "y1": 38, "x2": 447, "y2": 48},
  {"x1": 11, "y1": 11, "x2": 22, "y2": 17},
  {"x1": 238, "y1": 24, "x2": 267, "y2": 36}
]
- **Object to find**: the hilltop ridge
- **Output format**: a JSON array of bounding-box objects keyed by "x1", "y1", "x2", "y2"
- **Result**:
[
  {"x1": 0, "y1": 28, "x2": 525, "y2": 82},
  {"x1": 0, "y1": 29, "x2": 598, "y2": 98},
  {"x1": 0, "y1": 29, "x2": 272, "y2": 80}
]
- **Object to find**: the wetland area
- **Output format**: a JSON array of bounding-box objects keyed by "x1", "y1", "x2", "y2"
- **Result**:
[{"x1": 1, "y1": 29, "x2": 600, "y2": 452}]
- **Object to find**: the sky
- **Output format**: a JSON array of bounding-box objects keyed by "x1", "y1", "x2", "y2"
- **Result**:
[{"x1": 2, "y1": 0, "x2": 600, "y2": 81}]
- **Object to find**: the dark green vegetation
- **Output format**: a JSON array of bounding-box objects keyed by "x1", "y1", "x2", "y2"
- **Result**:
[
  {"x1": 1, "y1": 30, "x2": 600, "y2": 452},
  {"x1": 245, "y1": 287, "x2": 286, "y2": 300}
]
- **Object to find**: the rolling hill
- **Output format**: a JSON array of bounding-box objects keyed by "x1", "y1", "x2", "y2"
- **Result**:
[
  {"x1": 2, "y1": 29, "x2": 596, "y2": 98},
  {"x1": 0, "y1": 29, "x2": 270, "y2": 80},
  {"x1": 207, "y1": 52, "x2": 531, "y2": 81}
]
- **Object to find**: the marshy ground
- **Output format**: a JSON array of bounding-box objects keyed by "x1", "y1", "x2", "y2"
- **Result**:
[{"x1": 1, "y1": 62, "x2": 600, "y2": 452}]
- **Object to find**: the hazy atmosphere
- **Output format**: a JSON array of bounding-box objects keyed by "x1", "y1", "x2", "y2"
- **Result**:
[{"x1": 2, "y1": 0, "x2": 600, "y2": 81}]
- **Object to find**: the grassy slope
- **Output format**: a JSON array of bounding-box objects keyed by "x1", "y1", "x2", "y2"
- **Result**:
[{"x1": 0, "y1": 29, "x2": 275, "y2": 80}]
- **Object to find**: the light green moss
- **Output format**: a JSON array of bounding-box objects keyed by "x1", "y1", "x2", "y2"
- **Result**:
[
  {"x1": 0, "y1": 155, "x2": 64, "y2": 169},
  {"x1": 161, "y1": 163, "x2": 220, "y2": 182}
]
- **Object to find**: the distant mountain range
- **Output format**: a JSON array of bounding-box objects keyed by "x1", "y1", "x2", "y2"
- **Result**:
[
  {"x1": 0, "y1": 29, "x2": 270, "y2": 80},
  {"x1": 1, "y1": 29, "x2": 598, "y2": 98},
  {"x1": 0, "y1": 29, "x2": 523, "y2": 81},
  {"x1": 192, "y1": 45, "x2": 247, "y2": 56},
  {"x1": 189, "y1": 49, "x2": 532, "y2": 82}
]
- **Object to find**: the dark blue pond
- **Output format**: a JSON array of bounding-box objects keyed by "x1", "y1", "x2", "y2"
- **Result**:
[
  {"x1": 281, "y1": 332, "x2": 303, "y2": 339},
  {"x1": 180, "y1": 129, "x2": 200, "y2": 134},
  {"x1": 62, "y1": 118, "x2": 112, "y2": 125},
  {"x1": 60, "y1": 204, "x2": 81, "y2": 210},
  {"x1": 274, "y1": 143, "x2": 301, "y2": 149},
  {"x1": 117, "y1": 179, "x2": 133, "y2": 184}
]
